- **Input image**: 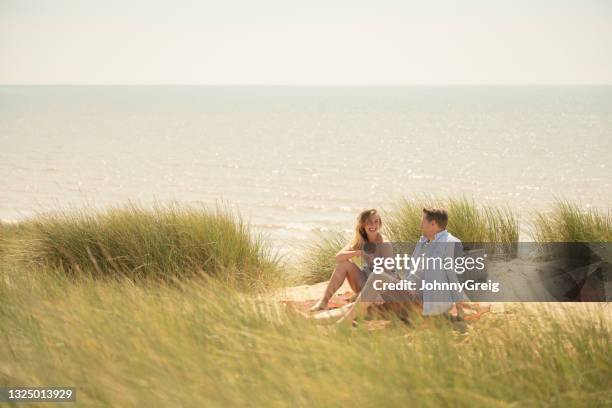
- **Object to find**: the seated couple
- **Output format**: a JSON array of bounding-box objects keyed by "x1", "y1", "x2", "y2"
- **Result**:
[{"x1": 310, "y1": 207, "x2": 466, "y2": 324}]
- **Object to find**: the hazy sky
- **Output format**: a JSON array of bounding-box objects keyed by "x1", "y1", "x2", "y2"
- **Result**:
[{"x1": 1, "y1": 0, "x2": 611, "y2": 85}]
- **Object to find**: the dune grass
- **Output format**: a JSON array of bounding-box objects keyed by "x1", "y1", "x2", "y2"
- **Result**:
[
  {"x1": 296, "y1": 230, "x2": 351, "y2": 285},
  {"x1": 1, "y1": 201, "x2": 282, "y2": 291},
  {"x1": 0, "y1": 219, "x2": 37, "y2": 261},
  {"x1": 1, "y1": 199, "x2": 611, "y2": 405},
  {"x1": 383, "y1": 197, "x2": 519, "y2": 259},
  {"x1": 532, "y1": 200, "x2": 612, "y2": 243},
  {"x1": 383, "y1": 197, "x2": 519, "y2": 244},
  {"x1": 1, "y1": 263, "x2": 610, "y2": 407}
]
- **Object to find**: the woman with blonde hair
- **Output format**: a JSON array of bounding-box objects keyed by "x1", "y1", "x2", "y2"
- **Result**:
[{"x1": 309, "y1": 208, "x2": 388, "y2": 311}]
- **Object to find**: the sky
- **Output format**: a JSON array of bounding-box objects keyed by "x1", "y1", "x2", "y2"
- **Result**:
[{"x1": 1, "y1": 0, "x2": 611, "y2": 85}]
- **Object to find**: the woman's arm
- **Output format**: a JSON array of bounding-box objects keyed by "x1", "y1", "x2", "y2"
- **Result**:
[
  {"x1": 335, "y1": 243, "x2": 362, "y2": 263},
  {"x1": 360, "y1": 234, "x2": 388, "y2": 266}
]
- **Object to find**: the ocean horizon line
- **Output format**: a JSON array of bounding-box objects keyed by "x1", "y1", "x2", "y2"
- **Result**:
[{"x1": 2, "y1": 83, "x2": 612, "y2": 87}]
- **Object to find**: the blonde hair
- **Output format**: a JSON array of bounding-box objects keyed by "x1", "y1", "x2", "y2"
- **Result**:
[{"x1": 350, "y1": 209, "x2": 381, "y2": 250}]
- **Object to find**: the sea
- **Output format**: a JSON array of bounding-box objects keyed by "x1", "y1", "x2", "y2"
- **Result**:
[{"x1": 1, "y1": 85, "x2": 610, "y2": 256}]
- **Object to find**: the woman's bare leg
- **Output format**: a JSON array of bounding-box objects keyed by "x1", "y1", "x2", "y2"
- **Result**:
[
  {"x1": 310, "y1": 261, "x2": 362, "y2": 311},
  {"x1": 346, "y1": 264, "x2": 366, "y2": 294}
]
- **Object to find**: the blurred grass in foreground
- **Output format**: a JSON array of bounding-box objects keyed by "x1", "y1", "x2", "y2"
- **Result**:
[
  {"x1": 0, "y1": 263, "x2": 610, "y2": 407},
  {"x1": 0, "y1": 199, "x2": 611, "y2": 406}
]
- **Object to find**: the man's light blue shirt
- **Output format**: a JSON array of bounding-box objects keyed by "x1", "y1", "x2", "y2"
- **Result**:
[{"x1": 402, "y1": 230, "x2": 466, "y2": 315}]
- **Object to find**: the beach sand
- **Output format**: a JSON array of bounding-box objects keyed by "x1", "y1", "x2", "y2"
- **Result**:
[{"x1": 275, "y1": 280, "x2": 612, "y2": 328}]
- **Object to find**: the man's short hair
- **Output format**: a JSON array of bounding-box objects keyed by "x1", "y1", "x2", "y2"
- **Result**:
[{"x1": 422, "y1": 207, "x2": 448, "y2": 229}]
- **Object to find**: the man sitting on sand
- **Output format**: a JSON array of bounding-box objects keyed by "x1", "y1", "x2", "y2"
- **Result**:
[{"x1": 337, "y1": 207, "x2": 466, "y2": 324}]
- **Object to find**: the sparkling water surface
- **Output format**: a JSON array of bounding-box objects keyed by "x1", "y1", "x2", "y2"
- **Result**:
[{"x1": 1, "y1": 86, "x2": 610, "y2": 255}]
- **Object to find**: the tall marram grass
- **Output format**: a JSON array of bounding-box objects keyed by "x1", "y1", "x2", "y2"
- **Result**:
[
  {"x1": 297, "y1": 230, "x2": 352, "y2": 285},
  {"x1": 0, "y1": 219, "x2": 37, "y2": 261},
  {"x1": 532, "y1": 200, "x2": 611, "y2": 242},
  {"x1": 1, "y1": 199, "x2": 611, "y2": 405},
  {"x1": 4, "y1": 201, "x2": 282, "y2": 290},
  {"x1": 384, "y1": 196, "x2": 519, "y2": 244},
  {"x1": 1, "y1": 263, "x2": 610, "y2": 407}
]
